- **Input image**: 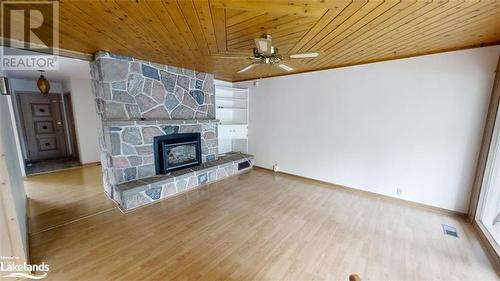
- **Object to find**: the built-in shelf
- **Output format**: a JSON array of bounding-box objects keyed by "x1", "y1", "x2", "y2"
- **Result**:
[
  {"x1": 215, "y1": 85, "x2": 248, "y2": 92},
  {"x1": 215, "y1": 96, "x2": 248, "y2": 101},
  {"x1": 216, "y1": 106, "x2": 248, "y2": 110},
  {"x1": 215, "y1": 84, "x2": 249, "y2": 154},
  {"x1": 219, "y1": 122, "x2": 247, "y2": 125}
]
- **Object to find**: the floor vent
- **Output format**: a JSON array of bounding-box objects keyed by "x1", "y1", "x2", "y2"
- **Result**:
[
  {"x1": 238, "y1": 161, "x2": 251, "y2": 170},
  {"x1": 442, "y1": 224, "x2": 459, "y2": 238}
]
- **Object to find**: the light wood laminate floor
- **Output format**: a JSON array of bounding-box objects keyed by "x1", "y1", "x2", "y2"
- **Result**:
[
  {"x1": 27, "y1": 166, "x2": 498, "y2": 280},
  {"x1": 25, "y1": 165, "x2": 115, "y2": 234}
]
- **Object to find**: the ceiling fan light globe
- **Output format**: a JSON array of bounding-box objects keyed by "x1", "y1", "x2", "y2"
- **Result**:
[{"x1": 255, "y1": 39, "x2": 269, "y2": 53}]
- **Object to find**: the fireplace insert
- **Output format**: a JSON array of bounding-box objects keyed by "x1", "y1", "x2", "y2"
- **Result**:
[{"x1": 153, "y1": 133, "x2": 202, "y2": 174}]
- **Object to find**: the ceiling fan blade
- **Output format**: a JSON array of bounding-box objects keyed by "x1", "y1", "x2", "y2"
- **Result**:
[
  {"x1": 289, "y1": 52, "x2": 319, "y2": 59},
  {"x1": 277, "y1": 64, "x2": 293, "y2": 72},
  {"x1": 211, "y1": 52, "x2": 253, "y2": 58},
  {"x1": 212, "y1": 56, "x2": 254, "y2": 59},
  {"x1": 254, "y1": 35, "x2": 273, "y2": 54},
  {"x1": 238, "y1": 64, "x2": 257, "y2": 73}
]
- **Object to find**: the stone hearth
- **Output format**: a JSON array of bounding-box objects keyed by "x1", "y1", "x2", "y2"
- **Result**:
[{"x1": 115, "y1": 152, "x2": 253, "y2": 211}]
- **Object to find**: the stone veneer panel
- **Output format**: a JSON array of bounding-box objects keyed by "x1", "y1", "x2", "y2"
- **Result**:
[{"x1": 90, "y1": 51, "x2": 215, "y2": 121}]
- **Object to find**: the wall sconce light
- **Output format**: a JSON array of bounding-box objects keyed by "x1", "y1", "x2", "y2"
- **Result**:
[
  {"x1": 37, "y1": 70, "x2": 50, "y2": 95},
  {"x1": 0, "y1": 77, "x2": 9, "y2": 95}
]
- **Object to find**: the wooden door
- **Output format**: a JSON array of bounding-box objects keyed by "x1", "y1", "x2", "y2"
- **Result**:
[{"x1": 17, "y1": 93, "x2": 68, "y2": 162}]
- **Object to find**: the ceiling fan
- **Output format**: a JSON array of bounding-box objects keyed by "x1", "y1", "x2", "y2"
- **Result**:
[{"x1": 216, "y1": 34, "x2": 320, "y2": 74}]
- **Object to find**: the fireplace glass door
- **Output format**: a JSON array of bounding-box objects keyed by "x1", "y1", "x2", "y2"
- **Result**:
[{"x1": 165, "y1": 141, "x2": 198, "y2": 169}]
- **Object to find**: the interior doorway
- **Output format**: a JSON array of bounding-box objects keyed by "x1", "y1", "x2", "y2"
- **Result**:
[
  {"x1": 17, "y1": 92, "x2": 68, "y2": 161},
  {"x1": 15, "y1": 91, "x2": 80, "y2": 175}
]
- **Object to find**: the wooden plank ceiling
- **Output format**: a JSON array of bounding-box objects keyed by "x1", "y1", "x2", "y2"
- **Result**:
[{"x1": 9, "y1": 0, "x2": 500, "y2": 81}]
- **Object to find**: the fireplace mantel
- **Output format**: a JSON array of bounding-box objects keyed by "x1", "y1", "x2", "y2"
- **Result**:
[{"x1": 102, "y1": 119, "x2": 219, "y2": 127}]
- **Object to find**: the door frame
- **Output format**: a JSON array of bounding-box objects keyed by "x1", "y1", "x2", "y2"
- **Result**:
[
  {"x1": 15, "y1": 91, "x2": 69, "y2": 162},
  {"x1": 63, "y1": 92, "x2": 79, "y2": 161},
  {"x1": 469, "y1": 56, "x2": 500, "y2": 272},
  {"x1": 473, "y1": 107, "x2": 500, "y2": 258}
]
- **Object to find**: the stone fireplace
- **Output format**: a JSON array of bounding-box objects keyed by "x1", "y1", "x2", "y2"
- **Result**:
[{"x1": 90, "y1": 51, "x2": 253, "y2": 211}]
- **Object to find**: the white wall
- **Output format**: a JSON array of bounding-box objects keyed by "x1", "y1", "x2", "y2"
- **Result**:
[
  {"x1": 0, "y1": 90, "x2": 28, "y2": 256},
  {"x1": 62, "y1": 77, "x2": 100, "y2": 164},
  {"x1": 215, "y1": 79, "x2": 233, "y2": 87},
  {"x1": 236, "y1": 46, "x2": 500, "y2": 213},
  {"x1": 9, "y1": 78, "x2": 63, "y2": 93},
  {"x1": 7, "y1": 59, "x2": 100, "y2": 165}
]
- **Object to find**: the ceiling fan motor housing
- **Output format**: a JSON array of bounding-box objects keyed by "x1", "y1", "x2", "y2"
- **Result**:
[{"x1": 253, "y1": 46, "x2": 282, "y2": 65}]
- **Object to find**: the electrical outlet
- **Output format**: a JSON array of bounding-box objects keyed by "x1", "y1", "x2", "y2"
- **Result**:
[
  {"x1": 273, "y1": 164, "x2": 279, "y2": 172},
  {"x1": 396, "y1": 188, "x2": 403, "y2": 195}
]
